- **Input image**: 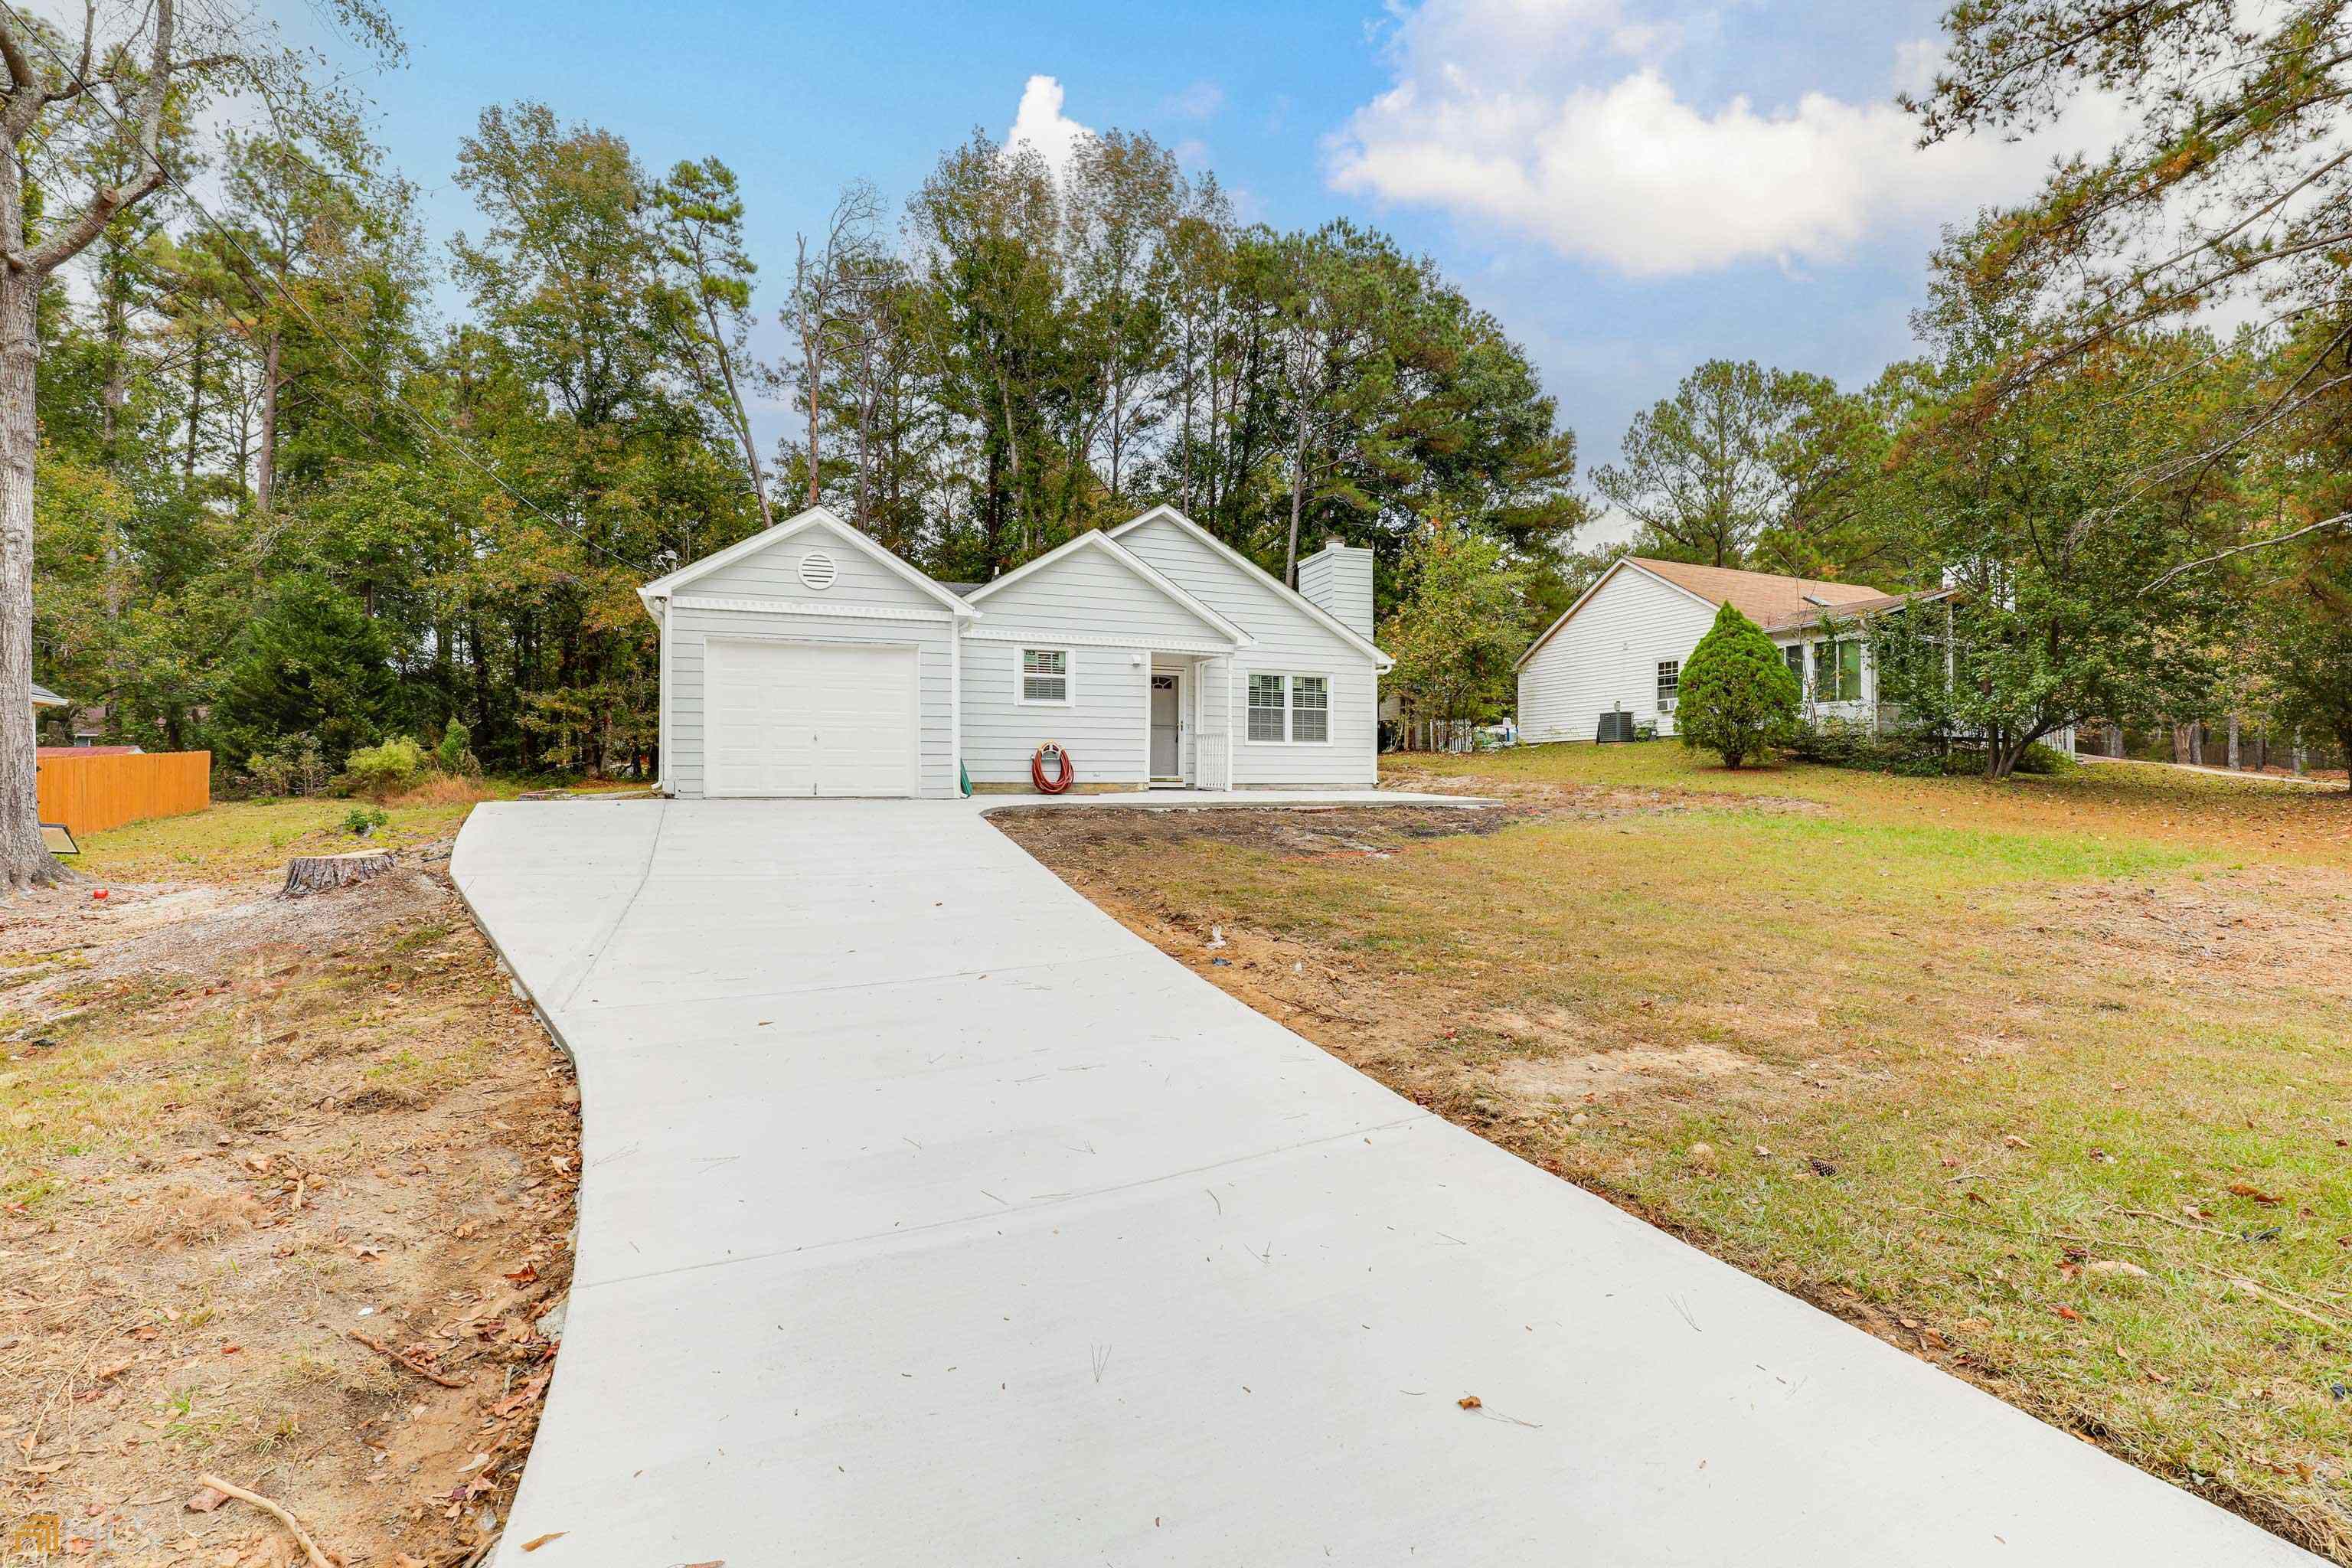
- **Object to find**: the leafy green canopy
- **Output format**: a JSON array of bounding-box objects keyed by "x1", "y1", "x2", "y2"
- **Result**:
[
  {"x1": 1380, "y1": 518, "x2": 1531, "y2": 734},
  {"x1": 1675, "y1": 603, "x2": 1801, "y2": 769},
  {"x1": 30, "y1": 98, "x2": 1587, "y2": 779}
]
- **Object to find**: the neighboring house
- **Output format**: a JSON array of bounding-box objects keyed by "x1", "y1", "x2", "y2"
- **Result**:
[
  {"x1": 1516, "y1": 557, "x2": 1939, "y2": 744},
  {"x1": 638, "y1": 505, "x2": 1390, "y2": 799},
  {"x1": 31, "y1": 681, "x2": 64, "y2": 710}
]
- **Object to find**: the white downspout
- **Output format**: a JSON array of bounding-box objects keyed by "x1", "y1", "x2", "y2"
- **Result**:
[{"x1": 653, "y1": 596, "x2": 671, "y2": 797}]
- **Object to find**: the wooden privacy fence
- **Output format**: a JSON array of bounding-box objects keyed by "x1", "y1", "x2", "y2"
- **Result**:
[{"x1": 38, "y1": 750, "x2": 210, "y2": 837}]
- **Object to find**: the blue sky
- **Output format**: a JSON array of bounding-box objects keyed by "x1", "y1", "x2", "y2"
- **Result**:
[{"x1": 332, "y1": 0, "x2": 2091, "y2": 543}]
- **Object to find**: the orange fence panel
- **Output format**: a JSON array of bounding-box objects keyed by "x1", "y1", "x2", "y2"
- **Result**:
[{"x1": 36, "y1": 751, "x2": 211, "y2": 837}]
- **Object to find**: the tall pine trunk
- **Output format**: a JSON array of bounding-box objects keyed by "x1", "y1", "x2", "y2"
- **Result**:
[
  {"x1": 0, "y1": 273, "x2": 62, "y2": 886},
  {"x1": 256, "y1": 332, "x2": 281, "y2": 514}
]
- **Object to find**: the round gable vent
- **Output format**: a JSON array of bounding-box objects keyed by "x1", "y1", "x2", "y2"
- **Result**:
[{"x1": 798, "y1": 550, "x2": 838, "y2": 591}]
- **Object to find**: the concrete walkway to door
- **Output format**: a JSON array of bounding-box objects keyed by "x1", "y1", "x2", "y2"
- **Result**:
[{"x1": 451, "y1": 796, "x2": 2318, "y2": 1568}]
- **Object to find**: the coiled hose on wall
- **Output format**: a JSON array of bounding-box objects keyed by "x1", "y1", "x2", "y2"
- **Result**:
[{"x1": 1031, "y1": 743, "x2": 1074, "y2": 794}]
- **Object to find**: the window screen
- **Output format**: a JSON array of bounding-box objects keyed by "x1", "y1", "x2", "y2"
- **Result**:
[
  {"x1": 1022, "y1": 648, "x2": 1068, "y2": 703},
  {"x1": 1247, "y1": 675, "x2": 1287, "y2": 741},
  {"x1": 1290, "y1": 677, "x2": 1329, "y2": 742}
]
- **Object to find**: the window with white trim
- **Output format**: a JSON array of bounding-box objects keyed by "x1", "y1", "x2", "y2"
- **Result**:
[
  {"x1": 1248, "y1": 673, "x2": 1331, "y2": 743},
  {"x1": 1247, "y1": 674, "x2": 1287, "y2": 741},
  {"x1": 1021, "y1": 648, "x2": 1070, "y2": 704},
  {"x1": 1782, "y1": 643, "x2": 1805, "y2": 687},
  {"x1": 1291, "y1": 676, "x2": 1329, "y2": 742},
  {"x1": 1655, "y1": 659, "x2": 1680, "y2": 710}
]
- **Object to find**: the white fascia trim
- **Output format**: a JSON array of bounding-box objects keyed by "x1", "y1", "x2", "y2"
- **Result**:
[
  {"x1": 1109, "y1": 505, "x2": 1393, "y2": 671},
  {"x1": 962, "y1": 629, "x2": 1239, "y2": 656},
  {"x1": 642, "y1": 505, "x2": 978, "y2": 619},
  {"x1": 673, "y1": 593, "x2": 956, "y2": 624},
  {"x1": 962, "y1": 529, "x2": 1251, "y2": 647}
]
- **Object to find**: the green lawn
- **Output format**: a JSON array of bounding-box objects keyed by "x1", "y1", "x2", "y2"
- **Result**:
[
  {"x1": 1006, "y1": 743, "x2": 2352, "y2": 1560},
  {"x1": 71, "y1": 776, "x2": 645, "y2": 883}
]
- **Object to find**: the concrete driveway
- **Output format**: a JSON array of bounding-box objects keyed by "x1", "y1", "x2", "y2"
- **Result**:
[{"x1": 452, "y1": 796, "x2": 2317, "y2": 1567}]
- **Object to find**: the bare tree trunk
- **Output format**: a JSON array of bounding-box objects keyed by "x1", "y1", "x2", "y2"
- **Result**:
[
  {"x1": 802, "y1": 312, "x2": 822, "y2": 511},
  {"x1": 1285, "y1": 405, "x2": 1307, "y2": 586},
  {"x1": 256, "y1": 331, "x2": 280, "y2": 514},
  {"x1": 701, "y1": 296, "x2": 769, "y2": 526},
  {"x1": 184, "y1": 327, "x2": 206, "y2": 482},
  {"x1": 2226, "y1": 713, "x2": 2241, "y2": 770},
  {"x1": 0, "y1": 274, "x2": 61, "y2": 886}
]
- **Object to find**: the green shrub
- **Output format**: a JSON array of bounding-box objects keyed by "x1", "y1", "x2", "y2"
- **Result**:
[
  {"x1": 2011, "y1": 740, "x2": 2076, "y2": 776},
  {"x1": 1784, "y1": 717, "x2": 1880, "y2": 768},
  {"x1": 1676, "y1": 603, "x2": 1802, "y2": 768},
  {"x1": 341, "y1": 805, "x2": 389, "y2": 836},
  {"x1": 342, "y1": 735, "x2": 426, "y2": 798},
  {"x1": 434, "y1": 717, "x2": 480, "y2": 775},
  {"x1": 243, "y1": 733, "x2": 328, "y2": 797}
]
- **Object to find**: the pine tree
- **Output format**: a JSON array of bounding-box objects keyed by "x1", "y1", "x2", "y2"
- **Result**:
[{"x1": 1676, "y1": 603, "x2": 1800, "y2": 769}]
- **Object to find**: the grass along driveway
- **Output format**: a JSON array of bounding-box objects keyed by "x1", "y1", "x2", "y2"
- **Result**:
[
  {"x1": 995, "y1": 746, "x2": 2352, "y2": 1561},
  {"x1": 0, "y1": 793, "x2": 577, "y2": 1566}
]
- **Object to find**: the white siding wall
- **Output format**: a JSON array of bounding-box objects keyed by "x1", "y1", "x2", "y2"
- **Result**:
[
  {"x1": 960, "y1": 641, "x2": 1148, "y2": 786},
  {"x1": 690, "y1": 519, "x2": 935, "y2": 605},
  {"x1": 956, "y1": 544, "x2": 1238, "y2": 788},
  {"x1": 969, "y1": 547, "x2": 1233, "y2": 646},
  {"x1": 662, "y1": 521, "x2": 959, "y2": 799},
  {"x1": 1517, "y1": 565, "x2": 1717, "y2": 744},
  {"x1": 1120, "y1": 518, "x2": 1379, "y2": 787},
  {"x1": 1297, "y1": 541, "x2": 1375, "y2": 641}
]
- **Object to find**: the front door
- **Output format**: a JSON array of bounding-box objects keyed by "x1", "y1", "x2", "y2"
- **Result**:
[{"x1": 1149, "y1": 672, "x2": 1181, "y2": 779}]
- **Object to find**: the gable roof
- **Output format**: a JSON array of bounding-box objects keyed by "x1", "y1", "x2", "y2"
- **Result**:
[
  {"x1": 1108, "y1": 505, "x2": 1393, "y2": 670},
  {"x1": 638, "y1": 506, "x2": 978, "y2": 619},
  {"x1": 1631, "y1": 558, "x2": 1892, "y2": 629},
  {"x1": 30, "y1": 681, "x2": 64, "y2": 707},
  {"x1": 1517, "y1": 556, "x2": 1905, "y2": 670},
  {"x1": 963, "y1": 529, "x2": 1252, "y2": 645}
]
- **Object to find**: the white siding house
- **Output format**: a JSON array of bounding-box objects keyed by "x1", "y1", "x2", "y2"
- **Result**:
[
  {"x1": 639, "y1": 505, "x2": 1390, "y2": 798},
  {"x1": 1515, "y1": 557, "x2": 1911, "y2": 745}
]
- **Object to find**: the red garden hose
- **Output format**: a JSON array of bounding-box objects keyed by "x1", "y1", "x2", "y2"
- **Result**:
[{"x1": 1031, "y1": 743, "x2": 1074, "y2": 794}]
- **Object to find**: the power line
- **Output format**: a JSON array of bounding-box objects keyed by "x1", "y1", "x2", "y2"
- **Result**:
[{"x1": 15, "y1": 25, "x2": 660, "y2": 576}]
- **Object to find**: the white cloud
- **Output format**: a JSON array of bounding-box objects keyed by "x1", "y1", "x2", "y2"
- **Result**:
[
  {"x1": 1006, "y1": 75, "x2": 1094, "y2": 174},
  {"x1": 1328, "y1": 1, "x2": 2115, "y2": 277},
  {"x1": 1167, "y1": 80, "x2": 1226, "y2": 120}
]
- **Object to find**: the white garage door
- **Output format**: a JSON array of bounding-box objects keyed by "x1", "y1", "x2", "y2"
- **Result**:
[{"x1": 706, "y1": 639, "x2": 919, "y2": 798}]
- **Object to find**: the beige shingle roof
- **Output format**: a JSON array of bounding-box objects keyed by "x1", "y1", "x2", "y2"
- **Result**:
[{"x1": 1630, "y1": 558, "x2": 1894, "y2": 630}]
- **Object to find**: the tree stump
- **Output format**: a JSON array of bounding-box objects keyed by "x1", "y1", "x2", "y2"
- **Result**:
[{"x1": 280, "y1": 851, "x2": 394, "y2": 899}]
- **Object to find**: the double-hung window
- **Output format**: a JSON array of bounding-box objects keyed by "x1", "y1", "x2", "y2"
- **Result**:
[
  {"x1": 1248, "y1": 673, "x2": 1331, "y2": 743},
  {"x1": 1655, "y1": 659, "x2": 1680, "y2": 710},
  {"x1": 1021, "y1": 648, "x2": 1070, "y2": 704},
  {"x1": 1782, "y1": 643, "x2": 1806, "y2": 688}
]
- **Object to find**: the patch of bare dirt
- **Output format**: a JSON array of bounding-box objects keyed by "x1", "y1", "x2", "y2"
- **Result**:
[
  {"x1": 2042, "y1": 867, "x2": 2352, "y2": 998},
  {"x1": 0, "y1": 845, "x2": 576, "y2": 1568},
  {"x1": 997, "y1": 803, "x2": 1838, "y2": 1125},
  {"x1": 992, "y1": 788, "x2": 1814, "y2": 865},
  {"x1": 1380, "y1": 763, "x2": 1830, "y2": 817}
]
